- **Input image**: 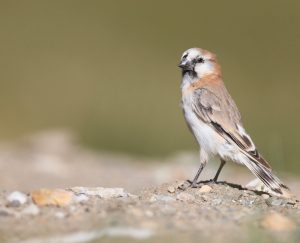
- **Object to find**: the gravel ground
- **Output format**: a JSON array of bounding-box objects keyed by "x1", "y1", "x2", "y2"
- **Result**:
[
  {"x1": 0, "y1": 131, "x2": 299, "y2": 243},
  {"x1": 0, "y1": 182, "x2": 299, "y2": 243}
]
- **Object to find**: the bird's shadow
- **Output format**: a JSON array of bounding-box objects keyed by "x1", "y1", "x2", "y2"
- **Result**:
[{"x1": 185, "y1": 179, "x2": 271, "y2": 197}]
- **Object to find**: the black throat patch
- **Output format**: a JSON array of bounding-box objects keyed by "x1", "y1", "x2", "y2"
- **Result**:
[{"x1": 182, "y1": 70, "x2": 197, "y2": 79}]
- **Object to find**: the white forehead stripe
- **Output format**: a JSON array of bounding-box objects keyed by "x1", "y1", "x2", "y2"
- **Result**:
[
  {"x1": 187, "y1": 48, "x2": 202, "y2": 58},
  {"x1": 181, "y1": 48, "x2": 202, "y2": 59}
]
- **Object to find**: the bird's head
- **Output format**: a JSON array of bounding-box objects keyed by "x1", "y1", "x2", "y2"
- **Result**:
[{"x1": 178, "y1": 48, "x2": 220, "y2": 79}]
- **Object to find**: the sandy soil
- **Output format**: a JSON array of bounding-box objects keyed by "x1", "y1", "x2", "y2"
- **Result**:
[{"x1": 0, "y1": 131, "x2": 299, "y2": 243}]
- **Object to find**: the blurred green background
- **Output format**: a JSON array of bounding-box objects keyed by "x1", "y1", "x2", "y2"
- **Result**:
[{"x1": 0, "y1": 0, "x2": 299, "y2": 174}]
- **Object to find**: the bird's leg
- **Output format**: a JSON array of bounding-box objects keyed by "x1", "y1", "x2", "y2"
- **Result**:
[
  {"x1": 188, "y1": 150, "x2": 208, "y2": 188},
  {"x1": 212, "y1": 159, "x2": 226, "y2": 182},
  {"x1": 190, "y1": 163, "x2": 205, "y2": 188}
]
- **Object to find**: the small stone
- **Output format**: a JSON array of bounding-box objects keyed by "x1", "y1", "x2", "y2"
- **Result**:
[
  {"x1": 70, "y1": 187, "x2": 128, "y2": 199},
  {"x1": 176, "y1": 192, "x2": 195, "y2": 202},
  {"x1": 7, "y1": 200, "x2": 21, "y2": 207},
  {"x1": 262, "y1": 194, "x2": 270, "y2": 199},
  {"x1": 175, "y1": 180, "x2": 186, "y2": 189},
  {"x1": 7, "y1": 191, "x2": 27, "y2": 206},
  {"x1": 74, "y1": 194, "x2": 89, "y2": 203},
  {"x1": 261, "y1": 212, "x2": 296, "y2": 231},
  {"x1": 266, "y1": 198, "x2": 284, "y2": 207},
  {"x1": 167, "y1": 186, "x2": 175, "y2": 193},
  {"x1": 198, "y1": 185, "x2": 212, "y2": 193},
  {"x1": 31, "y1": 189, "x2": 73, "y2": 206},
  {"x1": 271, "y1": 199, "x2": 283, "y2": 206},
  {"x1": 22, "y1": 204, "x2": 40, "y2": 216}
]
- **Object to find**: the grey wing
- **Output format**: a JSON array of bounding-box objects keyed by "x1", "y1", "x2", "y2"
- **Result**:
[
  {"x1": 192, "y1": 88, "x2": 271, "y2": 169},
  {"x1": 191, "y1": 87, "x2": 289, "y2": 194}
]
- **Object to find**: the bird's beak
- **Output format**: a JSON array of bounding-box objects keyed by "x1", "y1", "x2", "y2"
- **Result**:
[{"x1": 178, "y1": 60, "x2": 193, "y2": 71}]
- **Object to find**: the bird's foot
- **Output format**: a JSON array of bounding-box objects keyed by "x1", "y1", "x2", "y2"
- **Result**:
[
  {"x1": 179, "y1": 178, "x2": 219, "y2": 190},
  {"x1": 178, "y1": 180, "x2": 201, "y2": 190},
  {"x1": 207, "y1": 178, "x2": 218, "y2": 184}
]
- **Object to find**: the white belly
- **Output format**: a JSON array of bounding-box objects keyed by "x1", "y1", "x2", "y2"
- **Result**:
[
  {"x1": 181, "y1": 93, "x2": 247, "y2": 165},
  {"x1": 181, "y1": 81, "x2": 250, "y2": 165},
  {"x1": 181, "y1": 94, "x2": 222, "y2": 155}
]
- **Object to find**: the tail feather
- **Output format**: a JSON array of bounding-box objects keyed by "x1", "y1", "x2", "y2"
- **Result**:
[{"x1": 243, "y1": 157, "x2": 288, "y2": 195}]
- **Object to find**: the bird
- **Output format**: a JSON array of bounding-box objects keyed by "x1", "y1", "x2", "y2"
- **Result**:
[{"x1": 178, "y1": 47, "x2": 289, "y2": 196}]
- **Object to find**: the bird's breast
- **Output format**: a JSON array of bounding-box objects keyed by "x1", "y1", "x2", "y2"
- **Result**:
[{"x1": 181, "y1": 92, "x2": 222, "y2": 155}]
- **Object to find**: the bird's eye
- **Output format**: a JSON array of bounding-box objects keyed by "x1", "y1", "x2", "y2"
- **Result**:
[
  {"x1": 197, "y1": 57, "x2": 204, "y2": 63},
  {"x1": 182, "y1": 54, "x2": 188, "y2": 59}
]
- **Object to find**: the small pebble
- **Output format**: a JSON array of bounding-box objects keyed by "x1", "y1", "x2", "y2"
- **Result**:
[
  {"x1": 7, "y1": 191, "x2": 27, "y2": 206},
  {"x1": 74, "y1": 194, "x2": 89, "y2": 203},
  {"x1": 262, "y1": 194, "x2": 270, "y2": 199},
  {"x1": 70, "y1": 187, "x2": 128, "y2": 199},
  {"x1": 22, "y1": 204, "x2": 40, "y2": 216},
  {"x1": 266, "y1": 198, "x2": 283, "y2": 207},
  {"x1": 198, "y1": 185, "x2": 212, "y2": 193},
  {"x1": 175, "y1": 180, "x2": 186, "y2": 189},
  {"x1": 167, "y1": 186, "x2": 175, "y2": 193},
  {"x1": 7, "y1": 200, "x2": 21, "y2": 207},
  {"x1": 31, "y1": 189, "x2": 73, "y2": 206},
  {"x1": 176, "y1": 192, "x2": 195, "y2": 202},
  {"x1": 272, "y1": 199, "x2": 284, "y2": 206}
]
